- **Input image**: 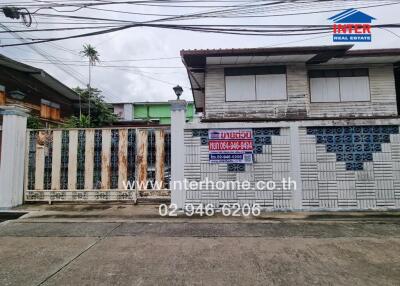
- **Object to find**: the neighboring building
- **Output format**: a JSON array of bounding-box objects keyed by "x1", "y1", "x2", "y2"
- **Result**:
[
  {"x1": 112, "y1": 101, "x2": 196, "y2": 125},
  {"x1": 0, "y1": 54, "x2": 82, "y2": 125},
  {"x1": 175, "y1": 45, "x2": 400, "y2": 210}
]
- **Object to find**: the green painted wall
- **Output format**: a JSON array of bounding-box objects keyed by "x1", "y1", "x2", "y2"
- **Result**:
[{"x1": 133, "y1": 102, "x2": 195, "y2": 125}]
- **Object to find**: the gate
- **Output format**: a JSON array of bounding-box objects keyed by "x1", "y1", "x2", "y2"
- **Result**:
[{"x1": 24, "y1": 127, "x2": 171, "y2": 202}]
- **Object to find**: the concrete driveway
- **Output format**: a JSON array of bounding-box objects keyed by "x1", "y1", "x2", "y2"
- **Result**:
[{"x1": 1, "y1": 205, "x2": 400, "y2": 286}]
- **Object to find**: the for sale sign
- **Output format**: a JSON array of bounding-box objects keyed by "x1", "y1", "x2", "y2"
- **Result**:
[
  {"x1": 208, "y1": 140, "x2": 253, "y2": 152},
  {"x1": 208, "y1": 129, "x2": 253, "y2": 164},
  {"x1": 209, "y1": 129, "x2": 252, "y2": 140}
]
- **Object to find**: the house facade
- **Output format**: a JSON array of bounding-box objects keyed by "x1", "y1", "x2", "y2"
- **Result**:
[
  {"x1": 175, "y1": 45, "x2": 400, "y2": 210},
  {"x1": 0, "y1": 54, "x2": 82, "y2": 126}
]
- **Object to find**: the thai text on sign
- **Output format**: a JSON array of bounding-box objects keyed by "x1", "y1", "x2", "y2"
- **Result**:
[
  {"x1": 208, "y1": 129, "x2": 254, "y2": 163},
  {"x1": 209, "y1": 129, "x2": 252, "y2": 140},
  {"x1": 208, "y1": 140, "x2": 253, "y2": 152}
]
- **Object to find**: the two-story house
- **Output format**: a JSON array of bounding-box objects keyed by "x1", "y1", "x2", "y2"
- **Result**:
[
  {"x1": 178, "y1": 45, "x2": 400, "y2": 211},
  {"x1": 0, "y1": 54, "x2": 82, "y2": 126},
  {"x1": 182, "y1": 45, "x2": 400, "y2": 120}
]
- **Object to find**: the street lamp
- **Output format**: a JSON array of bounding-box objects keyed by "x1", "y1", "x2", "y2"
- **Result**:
[{"x1": 173, "y1": 85, "x2": 183, "y2": 100}]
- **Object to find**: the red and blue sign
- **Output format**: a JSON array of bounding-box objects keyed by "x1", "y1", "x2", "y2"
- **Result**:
[
  {"x1": 328, "y1": 9, "x2": 375, "y2": 42},
  {"x1": 208, "y1": 129, "x2": 254, "y2": 164}
]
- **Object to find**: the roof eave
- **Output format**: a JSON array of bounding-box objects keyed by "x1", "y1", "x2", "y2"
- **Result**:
[{"x1": 0, "y1": 53, "x2": 80, "y2": 102}]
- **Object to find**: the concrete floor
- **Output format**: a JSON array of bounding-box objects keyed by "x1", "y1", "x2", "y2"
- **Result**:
[{"x1": 1, "y1": 205, "x2": 400, "y2": 286}]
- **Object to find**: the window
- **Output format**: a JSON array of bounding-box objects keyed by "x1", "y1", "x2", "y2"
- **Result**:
[
  {"x1": 310, "y1": 77, "x2": 340, "y2": 102},
  {"x1": 339, "y1": 77, "x2": 370, "y2": 102},
  {"x1": 225, "y1": 66, "x2": 287, "y2": 101},
  {"x1": 256, "y1": 74, "x2": 287, "y2": 100},
  {"x1": 41, "y1": 99, "x2": 60, "y2": 121},
  {"x1": 225, "y1": 75, "x2": 255, "y2": 101},
  {"x1": 309, "y1": 68, "x2": 370, "y2": 103}
]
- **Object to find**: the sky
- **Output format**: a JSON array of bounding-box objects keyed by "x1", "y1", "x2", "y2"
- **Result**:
[{"x1": 1, "y1": 0, "x2": 400, "y2": 103}]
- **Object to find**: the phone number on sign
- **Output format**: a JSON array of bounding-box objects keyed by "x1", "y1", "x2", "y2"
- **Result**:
[{"x1": 159, "y1": 203, "x2": 261, "y2": 217}]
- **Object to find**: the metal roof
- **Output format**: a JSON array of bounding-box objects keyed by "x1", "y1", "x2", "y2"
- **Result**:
[
  {"x1": 0, "y1": 54, "x2": 80, "y2": 102},
  {"x1": 181, "y1": 45, "x2": 353, "y2": 57}
]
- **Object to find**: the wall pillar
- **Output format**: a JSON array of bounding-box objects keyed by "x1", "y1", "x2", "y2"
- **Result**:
[
  {"x1": 289, "y1": 123, "x2": 303, "y2": 210},
  {"x1": 169, "y1": 100, "x2": 186, "y2": 209},
  {"x1": 0, "y1": 106, "x2": 28, "y2": 208}
]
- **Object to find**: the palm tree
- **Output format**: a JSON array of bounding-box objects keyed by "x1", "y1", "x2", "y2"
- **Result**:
[{"x1": 80, "y1": 44, "x2": 100, "y2": 122}]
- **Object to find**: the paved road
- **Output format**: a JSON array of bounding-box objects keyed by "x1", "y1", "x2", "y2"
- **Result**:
[{"x1": 1, "y1": 219, "x2": 400, "y2": 286}]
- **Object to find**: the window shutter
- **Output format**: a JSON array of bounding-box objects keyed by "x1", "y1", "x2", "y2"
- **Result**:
[
  {"x1": 310, "y1": 77, "x2": 340, "y2": 102},
  {"x1": 225, "y1": 75, "x2": 256, "y2": 101},
  {"x1": 340, "y1": 76, "x2": 370, "y2": 102},
  {"x1": 256, "y1": 74, "x2": 287, "y2": 100}
]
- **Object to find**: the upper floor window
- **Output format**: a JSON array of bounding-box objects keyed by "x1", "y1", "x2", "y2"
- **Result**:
[
  {"x1": 225, "y1": 66, "x2": 287, "y2": 101},
  {"x1": 41, "y1": 99, "x2": 60, "y2": 121},
  {"x1": 309, "y1": 68, "x2": 370, "y2": 103}
]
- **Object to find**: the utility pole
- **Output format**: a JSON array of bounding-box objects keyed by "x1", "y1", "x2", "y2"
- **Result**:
[{"x1": 88, "y1": 57, "x2": 91, "y2": 122}]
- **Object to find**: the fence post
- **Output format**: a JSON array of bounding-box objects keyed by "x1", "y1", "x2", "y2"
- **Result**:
[
  {"x1": 169, "y1": 99, "x2": 186, "y2": 209},
  {"x1": 0, "y1": 106, "x2": 28, "y2": 208},
  {"x1": 289, "y1": 122, "x2": 303, "y2": 210}
]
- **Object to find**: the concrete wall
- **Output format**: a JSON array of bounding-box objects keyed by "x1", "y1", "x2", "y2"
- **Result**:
[
  {"x1": 182, "y1": 118, "x2": 400, "y2": 210},
  {"x1": 204, "y1": 64, "x2": 397, "y2": 120}
]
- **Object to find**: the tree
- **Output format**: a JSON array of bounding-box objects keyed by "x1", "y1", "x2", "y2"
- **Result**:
[
  {"x1": 62, "y1": 114, "x2": 91, "y2": 128},
  {"x1": 27, "y1": 114, "x2": 44, "y2": 129},
  {"x1": 66, "y1": 86, "x2": 117, "y2": 128},
  {"x1": 80, "y1": 44, "x2": 100, "y2": 122}
]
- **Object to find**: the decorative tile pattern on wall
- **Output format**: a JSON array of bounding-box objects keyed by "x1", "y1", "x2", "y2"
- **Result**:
[
  {"x1": 306, "y1": 126, "x2": 399, "y2": 171},
  {"x1": 301, "y1": 125, "x2": 400, "y2": 209},
  {"x1": 185, "y1": 127, "x2": 291, "y2": 208},
  {"x1": 227, "y1": 163, "x2": 245, "y2": 172},
  {"x1": 253, "y1": 128, "x2": 280, "y2": 154},
  {"x1": 192, "y1": 129, "x2": 209, "y2": 145}
]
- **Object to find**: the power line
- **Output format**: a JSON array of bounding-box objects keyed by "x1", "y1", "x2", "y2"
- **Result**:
[
  {"x1": 11, "y1": 56, "x2": 181, "y2": 62},
  {"x1": 380, "y1": 27, "x2": 400, "y2": 40},
  {"x1": 0, "y1": 0, "x2": 398, "y2": 48},
  {"x1": 17, "y1": 60, "x2": 186, "y2": 68}
]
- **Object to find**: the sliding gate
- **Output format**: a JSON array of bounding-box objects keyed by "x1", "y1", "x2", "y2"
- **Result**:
[{"x1": 24, "y1": 127, "x2": 171, "y2": 202}]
